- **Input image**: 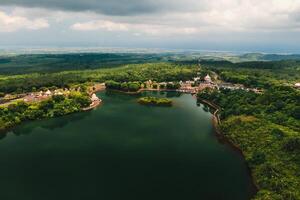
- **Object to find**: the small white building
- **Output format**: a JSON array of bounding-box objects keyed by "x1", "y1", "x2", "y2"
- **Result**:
[
  {"x1": 38, "y1": 91, "x2": 43, "y2": 97},
  {"x1": 295, "y1": 83, "x2": 300, "y2": 88},
  {"x1": 45, "y1": 90, "x2": 52, "y2": 96},
  {"x1": 91, "y1": 93, "x2": 99, "y2": 101},
  {"x1": 193, "y1": 77, "x2": 201, "y2": 82},
  {"x1": 185, "y1": 80, "x2": 195, "y2": 85}
]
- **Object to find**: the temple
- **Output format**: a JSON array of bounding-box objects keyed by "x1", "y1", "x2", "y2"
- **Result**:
[{"x1": 204, "y1": 74, "x2": 212, "y2": 83}]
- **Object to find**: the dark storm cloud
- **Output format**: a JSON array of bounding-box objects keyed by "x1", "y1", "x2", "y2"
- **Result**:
[{"x1": 0, "y1": 0, "x2": 192, "y2": 16}]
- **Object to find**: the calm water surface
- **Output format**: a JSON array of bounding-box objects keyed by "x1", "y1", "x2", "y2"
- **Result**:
[{"x1": 0, "y1": 91, "x2": 254, "y2": 200}]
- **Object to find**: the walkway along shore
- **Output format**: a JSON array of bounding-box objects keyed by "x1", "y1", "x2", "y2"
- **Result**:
[
  {"x1": 198, "y1": 99, "x2": 221, "y2": 125},
  {"x1": 197, "y1": 98, "x2": 258, "y2": 195},
  {"x1": 82, "y1": 99, "x2": 102, "y2": 111}
]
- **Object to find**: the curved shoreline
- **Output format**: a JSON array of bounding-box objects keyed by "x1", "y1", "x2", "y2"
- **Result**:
[
  {"x1": 198, "y1": 98, "x2": 259, "y2": 197},
  {"x1": 82, "y1": 99, "x2": 102, "y2": 111},
  {"x1": 0, "y1": 88, "x2": 259, "y2": 197}
]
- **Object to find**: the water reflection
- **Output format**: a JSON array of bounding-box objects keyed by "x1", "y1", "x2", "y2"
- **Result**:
[
  {"x1": 6, "y1": 112, "x2": 90, "y2": 139},
  {"x1": 0, "y1": 132, "x2": 7, "y2": 140},
  {"x1": 202, "y1": 104, "x2": 209, "y2": 112},
  {"x1": 165, "y1": 91, "x2": 182, "y2": 98}
]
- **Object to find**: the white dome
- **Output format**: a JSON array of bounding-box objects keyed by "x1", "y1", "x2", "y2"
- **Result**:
[
  {"x1": 91, "y1": 93, "x2": 99, "y2": 101},
  {"x1": 45, "y1": 90, "x2": 52, "y2": 95}
]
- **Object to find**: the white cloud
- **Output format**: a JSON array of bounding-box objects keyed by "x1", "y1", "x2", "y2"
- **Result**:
[
  {"x1": 1, "y1": 0, "x2": 300, "y2": 50},
  {"x1": 70, "y1": 19, "x2": 201, "y2": 36},
  {"x1": 67, "y1": 0, "x2": 300, "y2": 37},
  {"x1": 3, "y1": 0, "x2": 300, "y2": 35},
  {"x1": 71, "y1": 20, "x2": 129, "y2": 31},
  {"x1": 0, "y1": 10, "x2": 49, "y2": 32}
]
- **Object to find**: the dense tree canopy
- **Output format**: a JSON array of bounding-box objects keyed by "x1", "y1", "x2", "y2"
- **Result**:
[
  {"x1": 197, "y1": 65, "x2": 300, "y2": 199},
  {"x1": 0, "y1": 92, "x2": 91, "y2": 132},
  {"x1": 0, "y1": 63, "x2": 198, "y2": 94}
]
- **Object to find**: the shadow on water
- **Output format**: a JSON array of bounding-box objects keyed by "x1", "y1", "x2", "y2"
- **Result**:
[
  {"x1": 202, "y1": 104, "x2": 210, "y2": 112},
  {"x1": 0, "y1": 132, "x2": 7, "y2": 140},
  {"x1": 166, "y1": 91, "x2": 182, "y2": 98},
  {"x1": 2, "y1": 112, "x2": 91, "y2": 140},
  {"x1": 104, "y1": 90, "x2": 183, "y2": 100}
]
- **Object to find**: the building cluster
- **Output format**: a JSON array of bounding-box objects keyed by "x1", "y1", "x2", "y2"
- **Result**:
[
  {"x1": 197, "y1": 74, "x2": 215, "y2": 91},
  {"x1": 144, "y1": 80, "x2": 172, "y2": 89},
  {"x1": 23, "y1": 89, "x2": 65, "y2": 102},
  {"x1": 139, "y1": 73, "x2": 265, "y2": 94}
]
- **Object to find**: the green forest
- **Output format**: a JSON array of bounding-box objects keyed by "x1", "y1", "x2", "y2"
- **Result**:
[
  {"x1": 0, "y1": 92, "x2": 91, "y2": 133},
  {"x1": 197, "y1": 68, "x2": 300, "y2": 199},
  {"x1": 0, "y1": 63, "x2": 197, "y2": 93}
]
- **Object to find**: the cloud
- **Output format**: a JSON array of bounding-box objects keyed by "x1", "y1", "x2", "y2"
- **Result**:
[
  {"x1": 2, "y1": 0, "x2": 300, "y2": 31},
  {"x1": 0, "y1": 10, "x2": 49, "y2": 32},
  {"x1": 1, "y1": 0, "x2": 300, "y2": 51},
  {"x1": 70, "y1": 19, "x2": 200, "y2": 36},
  {"x1": 0, "y1": 0, "x2": 204, "y2": 16},
  {"x1": 71, "y1": 20, "x2": 129, "y2": 31}
]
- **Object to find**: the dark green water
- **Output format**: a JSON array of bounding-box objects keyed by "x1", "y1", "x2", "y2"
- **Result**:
[{"x1": 0, "y1": 91, "x2": 254, "y2": 200}]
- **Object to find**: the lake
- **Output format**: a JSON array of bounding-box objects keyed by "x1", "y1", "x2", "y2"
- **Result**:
[{"x1": 0, "y1": 91, "x2": 255, "y2": 200}]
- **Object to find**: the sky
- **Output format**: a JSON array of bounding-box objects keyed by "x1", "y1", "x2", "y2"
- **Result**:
[{"x1": 0, "y1": 0, "x2": 300, "y2": 53}]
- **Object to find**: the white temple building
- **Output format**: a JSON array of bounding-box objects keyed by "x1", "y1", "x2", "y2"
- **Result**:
[
  {"x1": 45, "y1": 90, "x2": 52, "y2": 96},
  {"x1": 204, "y1": 74, "x2": 212, "y2": 83},
  {"x1": 91, "y1": 93, "x2": 99, "y2": 101}
]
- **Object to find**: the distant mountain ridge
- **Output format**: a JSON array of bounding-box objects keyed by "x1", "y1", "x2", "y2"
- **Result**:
[
  {"x1": 239, "y1": 53, "x2": 300, "y2": 61},
  {"x1": 0, "y1": 51, "x2": 300, "y2": 75}
]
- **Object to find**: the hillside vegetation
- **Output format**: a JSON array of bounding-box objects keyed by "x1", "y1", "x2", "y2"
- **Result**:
[
  {"x1": 198, "y1": 61, "x2": 300, "y2": 199},
  {"x1": 0, "y1": 63, "x2": 198, "y2": 93}
]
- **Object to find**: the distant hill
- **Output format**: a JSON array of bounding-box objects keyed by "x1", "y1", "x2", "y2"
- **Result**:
[
  {"x1": 237, "y1": 53, "x2": 300, "y2": 62},
  {"x1": 0, "y1": 53, "x2": 178, "y2": 74},
  {"x1": 1, "y1": 51, "x2": 300, "y2": 75}
]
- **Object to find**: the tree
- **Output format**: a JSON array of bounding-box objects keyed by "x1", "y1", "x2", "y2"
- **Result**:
[
  {"x1": 52, "y1": 95, "x2": 65, "y2": 102},
  {"x1": 128, "y1": 82, "x2": 140, "y2": 92},
  {"x1": 291, "y1": 106, "x2": 300, "y2": 120},
  {"x1": 283, "y1": 137, "x2": 300, "y2": 152},
  {"x1": 105, "y1": 80, "x2": 121, "y2": 90},
  {"x1": 249, "y1": 151, "x2": 266, "y2": 166},
  {"x1": 271, "y1": 128, "x2": 284, "y2": 139},
  {"x1": 120, "y1": 82, "x2": 128, "y2": 91}
]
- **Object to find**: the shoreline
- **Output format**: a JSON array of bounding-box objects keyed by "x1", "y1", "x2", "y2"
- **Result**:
[
  {"x1": 82, "y1": 99, "x2": 102, "y2": 111},
  {"x1": 198, "y1": 98, "x2": 259, "y2": 196},
  {"x1": 0, "y1": 88, "x2": 259, "y2": 196},
  {"x1": 0, "y1": 87, "x2": 104, "y2": 134},
  {"x1": 104, "y1": 87, "x2": 259, "y2": 196}
]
